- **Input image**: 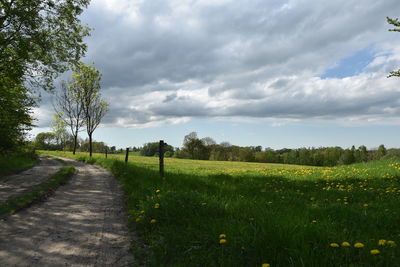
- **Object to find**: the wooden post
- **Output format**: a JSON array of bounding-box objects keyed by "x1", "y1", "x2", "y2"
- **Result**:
[
  {"x1": 105, "y1": 148, "x2": 108, "y2": 158},
  {"x1": 125, "y1": 147, "x2": 129, "y2": 163},
  {"x1": 159, "y1": 140, "x2": 164, "y2": 177}
]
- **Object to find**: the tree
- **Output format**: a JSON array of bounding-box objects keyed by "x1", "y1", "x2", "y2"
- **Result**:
[
  {"x1": 51, "y1": 112, "x2": 68, "y2": 150},
  {"x1": 0, "y1": 0, "x2": 90, "y2": 153},
  {"x1": 54, "y1": 80, "x2": 85, "y2": 154},
  {"x1": 0, "y1": 0, "x2": 90, "y2": 90},
  {"x1": 74, "y1": 62, "x2": 108, "y2": 157},
  {"x1": 0, "y1": 75, "x2": 34, "y2": 154},
  {"x1": 376, "y1": 144, "x2": 387, "y2": 160},
  {"x1": 34, "y1": 132, "x2": 57, "y2": 150},
  {"x1": 387, "y1": 17, "x2": 400, "y2": 78}
]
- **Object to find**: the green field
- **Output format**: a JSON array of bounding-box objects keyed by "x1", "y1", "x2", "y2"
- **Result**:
[
  {"x1": 0, "y1": 152, "x2": 38, "y2": 178},
  {"x1": 46, "y1": 151, "x2": 400, "y2": 266}
]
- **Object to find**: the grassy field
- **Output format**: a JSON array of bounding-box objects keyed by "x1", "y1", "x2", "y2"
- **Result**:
[
  {"x1": 0, "y1": 151, "x2": 38, "y2": 178},
  {"x1": 46, "y1": 151, "x2": 400, "y2": 266}
]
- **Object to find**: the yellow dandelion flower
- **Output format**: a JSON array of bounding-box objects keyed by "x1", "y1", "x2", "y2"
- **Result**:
[
  {"x1": 219, "y1": 234, "x2": 226, "y2": 239},
  {"x1": 341, "y1": 242, "x2": 351, "y2": 247},
  {"x1": 140, "y1": 210, "x2": 145, "y2": 214},
  {"x1": 154, "y1": 203, "x2": 160, "y2": 209},
  {"x1": 262, "y1": 264, "x2": 270, "y2": 267},
  {"x1": 155, "y1": 189, "x2": 161, "y2": 193},
  {"x1": 354, "y1": 242, "x2": 364, "y2": 248},
  {"x1": 370, "y1": 249, "x2": 380, "y2": 255},
  {"x1": 135, "y1": 217, "x2": 141, "y2": 223},
  {"x1": 330, "y1": 243, "x2": 339, "y2": 248},
  {"x1": 387, "y1": 240, "x2": 396, "y2": 246},
  {"x1": 219, "y1": 239, "x2": 227, "y2": 244},
  {"x1": 378, "y1": 239, "x2": 386, "y2": 246},
  {"x1": 150, "y1": 219, "x2": 157, "y2": 224},
  {"x1": 363, "y1": 203, "x2": 368, "y2": 207}
]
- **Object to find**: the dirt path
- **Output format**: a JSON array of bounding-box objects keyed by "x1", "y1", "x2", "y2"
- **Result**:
[
  {"x1": 0, "y1": 157, "x2": 62, "y2": 202},
  {"x1": 0, "y1": 157, "x2": 133, "y2": 266}
]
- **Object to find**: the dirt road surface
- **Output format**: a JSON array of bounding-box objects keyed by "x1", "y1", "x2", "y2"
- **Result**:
[
  {"x1": 0, "y1": 157, "x2": 133, "y2": 266},
  {"x1": 0, "y1": 157, "x2": 62, "y2": 202}
]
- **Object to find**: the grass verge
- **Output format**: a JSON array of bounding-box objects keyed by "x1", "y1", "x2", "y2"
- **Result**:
[
  {"x1": 47, "y1": 151, "x2": 400, "y2": 267},
  {"x1": 0, "y1": 165, "x2": 75, "y2": 217},
  {"x1": 0, "y1": 151, "x2": 39, "y2": 178}
]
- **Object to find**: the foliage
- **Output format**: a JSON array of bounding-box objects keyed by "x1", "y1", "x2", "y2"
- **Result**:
[
  {"x1": 72, "y1": 62, "x2": 108, "y2": 157},
  {"x1": 0, "y1": 75, "x2": 35, "y2": 154},
  {"x1": 0, "y1": 165, "x2": 75, "y2": 217},
  {"x1": 387, "y1": 17, "x2": 400, "y2": 78},
  {"x1": 140, "y1": 142, "x2": 174, "y2": 157},
  {"x1": 174, "y1": 133, "x2": 388, "y2": 167},
  {"x1": 54, "y1": 80, "x2": 85, "y2": 154},
  {"x1": 34, "y1": 132, "x2": 58, "y2": 150},
  {"x1": 0, "y1": 0, "x2": 90, "y2": 153},
  {"x1": 0, "y1": 150, "x2": 38, "y2": 177},
  {"x1": 0, "y1": 0, "x2": 90, "y2": 90},
  {"x1": 51, "y1": 112, "x2": 69, "y2": 150},
  {"x1": 48, "y1": 151, "x2": 400, "y2": 266}
]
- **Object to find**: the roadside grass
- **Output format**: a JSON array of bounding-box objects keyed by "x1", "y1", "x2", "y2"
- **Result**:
[
  {"x1": 47, "y1": 151, "x2": 400, "y2": 266},
  {"x1": 0, "y1": 151, "x2": 38, "y2": 178},
  {"x1": 0, "y1": 165, "x2": 75, "y2": 217}
]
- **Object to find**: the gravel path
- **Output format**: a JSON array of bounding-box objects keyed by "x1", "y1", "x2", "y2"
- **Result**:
[
  {"x1": 0, "y1": 157, "x2": 133, "y2": 266},
  {"x1": 0, "y1": 157, "x2": 62, "y2": 202}
]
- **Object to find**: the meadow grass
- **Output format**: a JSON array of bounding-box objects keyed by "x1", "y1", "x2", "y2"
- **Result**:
[
  {"x1": 0, "y1": 165, "x2": 75, "y2": 217},
  {"x1": 0, "y1": 151, "x2": 38, "y2": 178},
  {"x1": 47, "y1": 151, "x2": 400, "y2": 266}
]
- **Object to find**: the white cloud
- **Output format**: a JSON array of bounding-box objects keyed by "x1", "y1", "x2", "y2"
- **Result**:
[{"x1": 33, "y1": 0, "x2": 400, "y2": 128}]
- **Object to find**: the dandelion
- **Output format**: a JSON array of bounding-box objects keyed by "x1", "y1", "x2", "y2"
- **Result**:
[
  {"x1": 370, "y1": 249, "x2": 380, "y2": 255},
  {"x1": 378, "y1": 239, "x2": 386, "y2": 246},
  {"x1": 219, "y1": 234, "x2": 226, "y2": 239},
  {"x1": 140, "y1": 210, "x2": 145, "y2": 214},
  {"x1": 155, "y1": 189, "x2": 160, "y2": 193},
  {"x1": 262, "y1": 264, "x2": 270, "y2": 267},
  {"x1": 135, "y1": 217, "x2": 141, "y2": 223},
  {"x1": 154, "y1": 203, "x2": 160, "y2": 209},
  {"x1": 363, "y1": 203, "x2": 369, "y2": 207},
  {"x1": 330, "y1": 243, "x2": 339, "y2": 248},
  {"x1": 354, "y1": 242, "x2": 364, "y2": 248},
  {"x1": 387, "y1": 240, "x2": 396, "y2": 247},
  {"x1": 150, "y1": 219, "x2": 157, "y2": 224},
  {"x1": 219, "y1": 239, "x2": 227, "y2": 244},
  {"x1": 341, "y1": 242, "x2": 351, "y2": 247}
]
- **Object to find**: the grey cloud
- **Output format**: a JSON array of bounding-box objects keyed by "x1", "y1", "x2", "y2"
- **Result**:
[{"x1": 33, "y1": 0, "x2": 400, "y2": 127}]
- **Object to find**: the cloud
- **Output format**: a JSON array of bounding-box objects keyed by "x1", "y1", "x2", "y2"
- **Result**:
[{"x1": 33, "y1": 0, "x2": 400, "y2": 128}]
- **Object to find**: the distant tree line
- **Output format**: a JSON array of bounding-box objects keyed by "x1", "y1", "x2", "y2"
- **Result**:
[{"x1": 138, "y1": 132, "x2": 393, "y2": 167}]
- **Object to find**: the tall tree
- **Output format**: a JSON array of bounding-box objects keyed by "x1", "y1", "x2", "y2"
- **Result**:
[
  {"x1": 73, "y1": 62, "x2": 108, "y2": 157},
  {"x1": 51, "y1": 112, "x2": 68, "y2": 150},
  {"x1": 387, "y1": 17, "x2": 400, "y2": 78},
  {"x1": 0, "y1": 0, "x2": 90, "y2": 153},
  {"x1": 54, "y1": 80, "x2": 85, "y2": 154},
  {"x1": 0, "y1": 74, "x2": 34, "y2": 154}
]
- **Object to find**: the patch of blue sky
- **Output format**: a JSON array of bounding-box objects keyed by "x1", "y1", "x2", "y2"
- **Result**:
[{"x1": 320, "y1": 47, "x2": 376, "y2": 79}]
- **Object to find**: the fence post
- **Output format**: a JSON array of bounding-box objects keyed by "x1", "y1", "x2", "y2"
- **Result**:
[
  {"x1": 125, "y1": 147, "x2": 129, "y2": 163},
  {"x1": 159, "y1": 140, "x2": 164, "y2": 177},
  {"x1": 105, "y1": 148, "x2": 108, "y2": 159}
]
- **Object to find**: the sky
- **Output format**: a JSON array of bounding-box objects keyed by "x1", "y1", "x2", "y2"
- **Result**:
[{"x1": 30, "y1": 0, "x2": 400, "y2": 150}]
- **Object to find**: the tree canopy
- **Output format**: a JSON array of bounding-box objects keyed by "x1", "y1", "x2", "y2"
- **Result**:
[
  {"x1": 387, "y1": 17, "x2": 400, "y2": 78},
  {"x1": 0, "y1": 0, "x2": 90, "y2": 153}
]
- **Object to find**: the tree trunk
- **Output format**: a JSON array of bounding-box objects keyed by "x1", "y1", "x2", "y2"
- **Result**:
[
  {"x1": 73, "y1": 134, "x2": 78, "y2": 155},
  {"x1": 89, "y1": 134, "x2": 93, "y2": 157}
]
